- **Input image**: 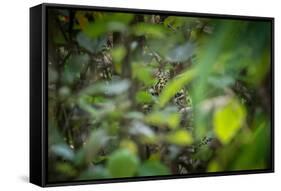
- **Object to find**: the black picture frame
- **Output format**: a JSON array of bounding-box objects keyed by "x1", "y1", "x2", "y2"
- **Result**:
[{"x1": 30, "y1": 3, "x2": 275, "y2": 187}]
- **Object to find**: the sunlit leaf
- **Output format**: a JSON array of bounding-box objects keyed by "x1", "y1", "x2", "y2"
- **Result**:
[
  {"x1": 120, "y1": 139, "x2": 138, "y2": 154},
  {"x1": 145, "y1": 110, "x2": 180, "y2": 129},
  {"x1": 207, "y1": 160, "x2": 221, "y2": 172},
  {"x1": 213, "y1": 98, "x2": 246, "y2": 144},
  {"x1": 166, "y1": 129, "x2": 193, "y2": 146}
]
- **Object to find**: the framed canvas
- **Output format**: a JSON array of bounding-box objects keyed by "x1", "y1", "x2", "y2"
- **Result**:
[{"x1": 30, "y1": 3, "x2": 274, "y2": 187}]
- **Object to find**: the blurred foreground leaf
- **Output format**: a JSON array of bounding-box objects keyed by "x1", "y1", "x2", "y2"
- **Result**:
[
  {"x1": 213, "y1": 98, "x2": 246, "y2": 144},
  {"x1": 145, "y1": 109, "x2": 180, "y2": 129},
  {"x1": 166, "y1": 42, "x2": 195, "y2": 62},
  {"x1": 166, "y1": 129, "x2": 193, "y2": 146},
  {"x1": 138, "y1": 161, "x2": 170, "y2": 176},
  {"x1": 50, "y1": 144, "x2": 75, "y2": 161},
  {"x1": 107, "y1": 149, "x2": 140, "y2": 178}
]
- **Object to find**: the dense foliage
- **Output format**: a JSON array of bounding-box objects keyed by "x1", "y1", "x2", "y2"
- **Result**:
[{"x1": 47, "y1": 8, "x2": 272, "y2": 182}]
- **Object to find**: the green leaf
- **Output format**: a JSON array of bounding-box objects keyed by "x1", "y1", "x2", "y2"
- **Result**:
[
  {"x1": 50, "y1": 144, "x2": 74, "y2": 161},
  {"x1": 231, "y1": 118, "x2": 270, "y2": 170},
  {"x1": 78, "y1": 165, "x2": 110, "y2": 180},
  {"x1": 83, "y1": 13, "x2": 133, "y2": 38},
  {"x1": 166, "y1": 42, "x2": 195, "y2": 62},
  {"x1": 158, "y1": 68, "x2": 197, "y2": 107},
  {"x1": 133, "y1": 23, "x2": 168, "y2": 39},
  {"x1": 107, "y1": 149, "x2": 140, "y2": 178},
  {"x1": 132, "y1": 63, "x2": 155, "y2": 86},
  {"x1": 145, "y1": 110, "x2": 180, "y2": 129},
  {"x1": 104, "y1": 13, "x2": 134, "y2": 24},
  {"x1": 163, "y1": 16, "x2": 186, "y2": 28},
  {"x1": 56, "y1": 162, "x2": 77, "y2": 177},
  {"x1": 120, "y1": 139, "x2": 138, "y2": 155},
  {"x1": 207, "y1": 160, "x2": 222, "y2": 172},
  {"x1": 166, "y1": 129, "x2": 193, "y2": 146},
  {"x1": 207, "y1": 75, "x2": 235, "y2": 89},
  {"x1": 136, "y1": 91, "x2": 153, "y2": 104},
  {"x1": 246, "y1": 51, "x2": 270, "y2": 86},
  {"x1": 138, "y1": 161, "x2": 170, "y2": 176},
  {"x1": 83, "y1": 129, "x2": 109, "y2": 163},
  {"x1": 213, "y1": 98, "x2": 246, "y2": 144},
  {"x1": 83, "y1": 21, "x2": 107, "y2": 38},
  {"x1": 63, "y1": 53, "x2": 90, "y2": 84},
  {"x1": 111, "y1": 45, "x2": 127, "y2": 74},
  {"x1": 80, "y1": 80, "x2": 131, "y2": 96}
]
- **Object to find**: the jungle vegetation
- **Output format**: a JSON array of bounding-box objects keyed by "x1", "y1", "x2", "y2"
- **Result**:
[{"x1": 47, "y1": 8, "x2": 272, "y2": 182}]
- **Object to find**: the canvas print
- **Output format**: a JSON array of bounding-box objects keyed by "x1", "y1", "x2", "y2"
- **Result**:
[{"x1": 47, "y1": 7, "x2": 272, "y2": 183}]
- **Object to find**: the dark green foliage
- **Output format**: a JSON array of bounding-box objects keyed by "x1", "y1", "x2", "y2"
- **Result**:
[{"x1": 47, "y1": 8, "x2": 272, "y2": 182}]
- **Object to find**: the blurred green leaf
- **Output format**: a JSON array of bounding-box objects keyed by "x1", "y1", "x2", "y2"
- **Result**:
[
  {"x1": 231, "y1": 118, "x2": 270, "y2": 170},
  {"x1": 163, "y1": 16, "x2": 186, "y2": 28},
  {"x1": 213, "y1": 98, "x2": 246, "y2": 144},
  {"x1": 132, "y1": 63, "x2": 155, "y2": 86},
  {"x1": 111, "y1": 45, "x2": 127, "y2": 74},
  {"x1": 83, "y1": 13, "x2": 133, "y2": 38},
  {"x1": 107, "y1": 149, "x2": 140, "y2": 178},
  {"x1": 56, "y1": 162, "x2": 77, "y2": 177},
  {"x1": 83, "y1": 129, "x2": 109, "y2": 163},
  {"x1": 78, "y1": 165, "x2": 110, "y2": 180},
  {"x1": 166, "y1": 42, "x2": 195, "y2": 62},
  {"x1": 136, "y1": 91, "x2": 153, "y2": 104},
  {"x1": 120, "y1": 139, "x2": 138, "y2": 155},
  {"x1": 80, "y1": 80, "x2": 131, "y2": 96},
  {"x1": 166, "y1": 129, "x2": 193, "y2": 146},
  {"x1": 133, "y1": 23, "x2": 168, "y2": 39},
  {"x1": 138, "y1": 161, "x2": 170, "y2": 176},
  {"x1": 145, "y1": 109, "x2": 180, "y2": 129},
  {"x1": 50, "y1": 144, "x2": 75, "y2": 161},
  {"x1": 207, "y1": 160, "x2": 222, "y2": 172},
  {"x1": 104, "y1": 13, "x2": 134, "y2": 24},
  {"x1": 246, "y1": 51, "x2": 270, "y2": 86},
  {"x1": 63, "y1": 53, "x2": 90, "y2": 84}
]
